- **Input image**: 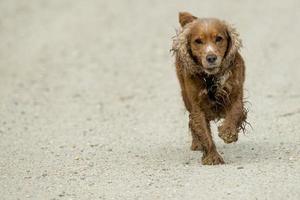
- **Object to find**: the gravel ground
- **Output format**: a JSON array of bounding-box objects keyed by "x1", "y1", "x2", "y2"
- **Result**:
[{"x1": 0, "y1": 0, "x2": 299, "y2": 199}]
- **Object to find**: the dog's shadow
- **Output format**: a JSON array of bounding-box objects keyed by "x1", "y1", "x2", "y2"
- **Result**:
[{"x1": 150, "y1": 138, "x2": 294, "y2": 166}]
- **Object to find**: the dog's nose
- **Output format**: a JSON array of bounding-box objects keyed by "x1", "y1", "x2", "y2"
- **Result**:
[{"x1": 206, "y1": 54, "x2": 217, "y2": 64}]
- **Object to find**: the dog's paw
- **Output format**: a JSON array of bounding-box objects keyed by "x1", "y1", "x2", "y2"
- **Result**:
[
  {"x1": 201, "y1": 151, "x2": 225, "y2": 165},
  {"x1": 218, "y1": 125, "x2": 238, "y2": 144},
  {"x1": 190, "y1": 140, "x2": 203, "y2": 151}
]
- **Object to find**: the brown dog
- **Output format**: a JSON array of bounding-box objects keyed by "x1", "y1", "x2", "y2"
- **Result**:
[{"x1": 171, "y1": 12, "x2": 247, "y2": 165}]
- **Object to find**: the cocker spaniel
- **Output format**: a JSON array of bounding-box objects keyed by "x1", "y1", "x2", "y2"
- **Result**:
[{"x1": 171, "y1": 12, "x2": 248, "y2": 165}]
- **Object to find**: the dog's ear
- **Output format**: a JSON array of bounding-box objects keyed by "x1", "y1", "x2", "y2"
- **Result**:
[
  {"x1": 179, "y1": 12, "x2": 197, "y2": 27},
  {"x1": 224, "y1": 22, "x2": 242, "y2": 62}
]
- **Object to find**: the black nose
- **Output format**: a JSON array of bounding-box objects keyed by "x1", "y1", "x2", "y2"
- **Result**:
[{"x1": 206, "y1": 54, "x2": 217, "y2": 64}]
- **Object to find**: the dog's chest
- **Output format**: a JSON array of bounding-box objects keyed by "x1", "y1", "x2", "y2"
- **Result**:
[
  {"x1": 200, "y1": 72, "x2": 231, "y2": 115},
  {"x1": 203, "y1": 73, "x2": 229, "y2": 100},
  {"x1": 203, "y1": 75, "x2": 218, "y2": 101}
]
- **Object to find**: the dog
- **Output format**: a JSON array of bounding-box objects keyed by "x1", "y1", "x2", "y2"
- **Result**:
[{"x1": 171, "y1": 12, "x2": 247, "y2": 165}]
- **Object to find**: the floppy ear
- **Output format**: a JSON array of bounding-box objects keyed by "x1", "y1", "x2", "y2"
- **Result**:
[
  {"x1": 224, "y1": 22, "x2": 242, "y2": 62},
  {"x1": 179, "y1": 12, "x2": 197, "y2": 27}
]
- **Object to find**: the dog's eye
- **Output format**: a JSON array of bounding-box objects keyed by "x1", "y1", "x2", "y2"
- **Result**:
[
  {"x1": 194, "y1": 38, "x2": 203, "y2": 44},
  {"x1": 215, "y1": 36, "x2": 223, "y2": 42}
]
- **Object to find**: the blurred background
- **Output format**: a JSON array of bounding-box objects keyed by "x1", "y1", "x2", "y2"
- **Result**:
[{"x1": 0, "y1": 0, "x2": 299, "y2": 199}]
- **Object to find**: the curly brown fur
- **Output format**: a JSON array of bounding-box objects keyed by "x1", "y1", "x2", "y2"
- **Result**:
[{"x1": 171, "y1": 12, "x2": 248, "y2": 165}]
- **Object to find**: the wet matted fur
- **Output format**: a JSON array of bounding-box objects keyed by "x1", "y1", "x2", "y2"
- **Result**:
[{"x1": 171, "y1": 12, "x2": 248, "y2": 165}]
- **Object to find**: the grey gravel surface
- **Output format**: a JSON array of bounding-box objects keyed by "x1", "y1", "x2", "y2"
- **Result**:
[{"x1": 0, "y1": 0, "x2": 299, "y2": 199}]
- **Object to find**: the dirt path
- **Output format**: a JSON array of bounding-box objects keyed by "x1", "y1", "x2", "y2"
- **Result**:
[{"x1": 0, "y1": 0, "x2": 299, "y2": 199}]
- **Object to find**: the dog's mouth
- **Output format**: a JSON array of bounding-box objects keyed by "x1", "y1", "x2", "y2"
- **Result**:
[
  {"x1": 203, "y1": 66, "x2": 220, "y2": 74},
  {"x1": 201, "y1": 58, "x2": 222, "y2": 74}
]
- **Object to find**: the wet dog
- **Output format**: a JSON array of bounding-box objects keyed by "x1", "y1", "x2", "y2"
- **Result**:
[{"x1": 172, "y1": 12, "x2": 247, "y2": 165}]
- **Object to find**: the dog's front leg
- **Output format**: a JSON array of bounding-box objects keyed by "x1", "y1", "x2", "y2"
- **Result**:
[
  {"x1": 184, "y1": 76, "x2": 224, "y2": 165},
  {"x1": 218, "y1": 94, "x2": 246, "y2": 143},
  {"x1": 189, "y1": 109, "x2": 224, "y2": 165}
]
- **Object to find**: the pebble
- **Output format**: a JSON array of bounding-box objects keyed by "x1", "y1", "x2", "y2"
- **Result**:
[
  {"x1": 89, "y1": 144, "x2": 99, "y2": 148},
  {"x1": 88, "y1": 162, "x2": 94, "y2": 167},
  {"x1": 58, "y1": 192, "x2": 65, "y2": 197},
  {"x1": 42, "y1": 172, "x2": 48, "y2": 177}
]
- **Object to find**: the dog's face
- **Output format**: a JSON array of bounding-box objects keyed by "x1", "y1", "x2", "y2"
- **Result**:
[
  {"x1": 179, "y1": 13, "x2": 231, "y2": 74},
  {"x1": 189, "y1": 20, "x2": 229, "y2": 74}
]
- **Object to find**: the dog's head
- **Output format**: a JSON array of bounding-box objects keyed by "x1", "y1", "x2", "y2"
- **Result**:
[{"x1": 177, "y1": 12, "x2": 241, "y2": 75}]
